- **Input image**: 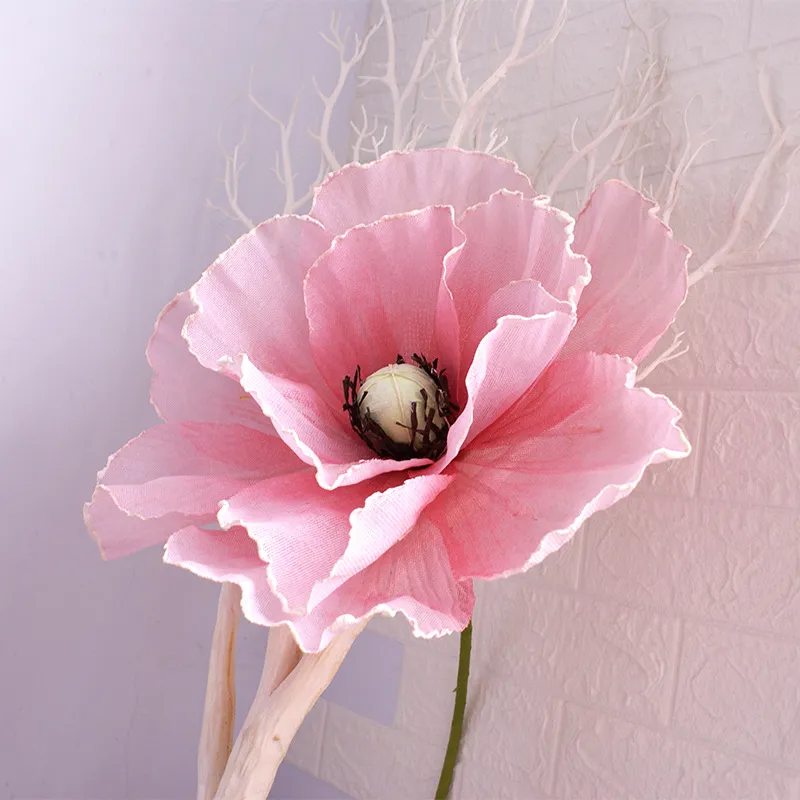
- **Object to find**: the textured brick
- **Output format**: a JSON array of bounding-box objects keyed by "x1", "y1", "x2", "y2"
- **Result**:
[
  {"x1": 474, "y1": 579, "x2": 679, "y2": 725},
  {"x1": 319, "y1": 704, "x2": 446, "y2": 799},
  {"x1": 674, "y1": 623, "x2": 800, "y2": 766},
  {"x1": 750, "y1": 0, "x2": 800, "y2": 48},
  {"x1": 455, "y1": 684, "x2": 559, "y2": 799},
  {"x1": 656, "y1": 272, "x2": 800, "y2": 391},
  {"x1": 394, "y1": 646, "x2": 458, "y2": 742},
  {"x1": 635, "y1": 389, "x2": 703, "y2": 496},
  {"x1": 658, "y1": 0, "x2": 750, "y2": 71},
  {"x1": 554, "y1": 703, "x2": 799, "y2": 799},
  {"x1": 583, "y1": 497, "x2": 800, "y2": 638},
  {"x1": 552, "y1": 3, "x2": 650, "y2": 106},
  {"x1": 700, "y1": 391, "x2": 800, "y2": 507}
]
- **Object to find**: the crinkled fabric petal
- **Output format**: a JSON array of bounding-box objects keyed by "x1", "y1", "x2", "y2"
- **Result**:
[
  {"x1": 434, "y1": 300, "x2": 575, "y2": 472},
  {"x1": 165, "y1": 522, "x2": 473, "y2": 653},
  {"x1": 184, "y1": 214, "x2": 333, "y2": 387},
  {"x1": 448, "y1": 191, "x2": 590, "y2": 371},
  {"x1": 298, "y1": 521, "x2": 474, "y2": 651},
  {"x1": 310, "y1": 149, "x2": 532, "y2": 235},
  {"x1": 85, "y1": 423, "x2": 303, "y2": 559},
  {"x1": 308, "y1": 474, "x2": 455, "y2": 611},
  {"x1": 236, "y1": 356, "x2": 426, "y2": 489},
  {"x1": 147, "y1": 292, "x2": 275, "y2": 434},
  {"x1": 217, "y1": 471, "x2": 377, "y2": 615},
  {"x1": 305, "y1": 206, "x2": 463, "y2": 397},
  {"x1": 563, "y1": 180, "x2": 690, "y2": 363},
  {"x1": 164, "y1": 524, "x2": 292, "y2": 627},
  {"x1": 437, "y1": 353, "x2": 690, "y2": 580}
]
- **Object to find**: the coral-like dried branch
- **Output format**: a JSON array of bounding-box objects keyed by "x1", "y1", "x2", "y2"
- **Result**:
[
  {"x1": 636, "y1": 329, "x2": 689, "y2": 383},
  {"x1": 688, "y1": 69, "x2": 798, "y2": 286},
  {"x1": 447, "y1": 0, "x2": 569, "y2": 149},
  {"x1": 211, "y1": 129, "x2": 256, "y2": 231},
  {"x1": 311, "y1": 12, "x2": 383, "y2": 171}
]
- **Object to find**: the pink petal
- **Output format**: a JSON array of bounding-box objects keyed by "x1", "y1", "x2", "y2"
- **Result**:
[
  {"x1": 85, "y1": 423, "x2": 303, "y2": 559},
  {"x1": 563, "y1": 180, "x2": 690, "y2": 363},
  {"x1": 147, "y1": 292, "x2": 273, "y2": 433},
  {"x1": 165, "y1": 521, "x2": 474, "y2": 653},
  {"x1": 438, "y1": 353, "x2": 690, "y2": 580},
  {"x1": 435, "y1": 299, "x2": 575, "y2": 471},
  {"x1": 164, "y1": 525, "x2": 291, "y2": 627},
  {"x1": 217, "y1": 472, "x2": 376, "y2": 614},
  {"x1": 308, "y1": 474, "x2": 456, "y2": 610},
  {"x1": 300, "y1": 521, "x2": 474, "y2": 651},
  {"x1": 184, "y1": 214, "x2": 333, "y2": 385},
  {"x1": 310, "y1": 149, "x2": 532, "y2": 236},
  {"x1": 448, "y1": 191, "x2": 590, "y2": 370},
  {"x1": 305, "y1": 206, "x2": 464, "y2": 398}
]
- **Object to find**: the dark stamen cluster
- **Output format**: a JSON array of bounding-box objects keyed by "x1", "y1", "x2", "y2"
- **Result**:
[{"x1": 342, "y1": 353, "x2": 458, "y2": 462}]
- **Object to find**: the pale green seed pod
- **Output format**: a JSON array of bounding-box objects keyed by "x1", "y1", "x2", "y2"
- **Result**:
[{"x1": 357, "y1": 363, "x2": 444, "y2": 447}]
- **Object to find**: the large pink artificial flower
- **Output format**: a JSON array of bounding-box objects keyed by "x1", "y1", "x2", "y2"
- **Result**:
[{"x1": 86, "y1": 149, "x2": 690, "y2": 652}]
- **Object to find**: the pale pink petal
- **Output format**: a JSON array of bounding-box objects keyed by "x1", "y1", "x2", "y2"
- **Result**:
[
  {"x1": 165, "y1": 521, "x2": 473, "y2": 653},
  {"x1": 85, "y1": 423, "x2": 304, "y2": 559},
  {"x1": 563, "y1": 180, "x2": 690, "y2": 363},
  {"x1": 448, "y1": 191, "x2": 590, "y2": 369},
  {"x1": 299, "y1": 522, "x2": 474, "y2": 651},
  {"x1": 434, "y1": 300, "x2": 575, "y2": 471},
  {"x1": 236, "y1": 356, "x2": 429, "y2": 489},
  {"x1": 147, "y1": 292, "x2": 273, "y2": 433},
  {"x1": 164, "y1": 524, "x2": 292, "y2": 627},
  {"x1": 217, "y1": 472, "x2": 375, "y2": 614},
  {"x1": 305, "y1": 206, "x2": 463, "y2": 398},
  {"x1": 184, "y1": 214, "x2": 333, "y2": 385},
  {"x1": 308, "y1": 474, "x2": 456, "y2": 610},
  {"x1": 310, "y1": 149, "x2": 532, "y2": 235},
  {"x1": 437, "y1": 353, "x2": 690, "y2": 580}
]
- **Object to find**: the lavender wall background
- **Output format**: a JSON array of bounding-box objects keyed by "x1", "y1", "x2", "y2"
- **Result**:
[{"x1": 0, "y1": 2, "x2": 384, "y2": 798}]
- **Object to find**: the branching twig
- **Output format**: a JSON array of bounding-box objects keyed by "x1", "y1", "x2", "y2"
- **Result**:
[
  {"x1": 688, "y1": 69, "x2": 798, "y2": 286},
  {"x1": 636, "y1": 329, "x2": 689, "y2": 383}
]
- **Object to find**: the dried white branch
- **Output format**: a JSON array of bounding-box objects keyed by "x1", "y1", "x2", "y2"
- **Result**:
[
  {"x1": 447, "y1": 0, "x2": 569, "y2": 149},
  {"x1": 214, "y1": 129, "x2": 255, "y2": 231},
  {"x1": 310, "y1": 11, "x2": 382, "y2": 171},
  {"x1": 636, "y1": 329, "x2": 689, "y2": 383},
  {"x1": 688, "y1": 69, "x2": 797, "y2": 286}
]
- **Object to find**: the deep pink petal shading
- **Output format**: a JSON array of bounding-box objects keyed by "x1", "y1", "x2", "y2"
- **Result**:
[
  {"x1": 85, "y1": 423, "x2": 303, "y2": 559},
  {"x1": 184, "y1": 214, "x2": 333, "y2": 385},
  {"x1": 435, "y1": 353, "x2": 690, "y2": 580},
  {"x1": 218, "y1": 472, "x2": 376, "y2": 614},
  {"x1": 305, "y1": 206, "x2": 464, "y2": 398},
  {"x1": 310, "y1": 149, "x2": 532, "y2": 235},
  {"x1": 563, "y1": 180, "x2": 690, "y2": 363},
  {"x1": 165, "y1": 521, "x2": 474, "y2": 653},
  {"x1": 147, "y1": 292, "x2": 275, "y2": 433},
  {"x1": 434, "y1": 298, "x2": 576, "y2": 471},
  {"x1": 308, "y1": 474, "x2": 456, "y2": 610},
  {"x1": 448, "y1": 191, "x2": 590, "y2": 369}
]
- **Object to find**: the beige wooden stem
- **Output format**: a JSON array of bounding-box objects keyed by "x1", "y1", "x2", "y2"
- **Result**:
[
  {"x1": 197, "y1": 583, "x2": 241, "y2": 800},
  {"x1": 213, "y1": 621, "x2": 366, "y2": 800}
]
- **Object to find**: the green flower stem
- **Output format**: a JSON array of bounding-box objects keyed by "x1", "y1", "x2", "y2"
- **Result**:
[{"x1": 435, "y1": 620, "x2": 473, "y2": 800}]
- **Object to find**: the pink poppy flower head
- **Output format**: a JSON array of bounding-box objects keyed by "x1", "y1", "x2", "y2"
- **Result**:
[{"x1": 85, "y1": 149, "x2": 691, "y2": 653}]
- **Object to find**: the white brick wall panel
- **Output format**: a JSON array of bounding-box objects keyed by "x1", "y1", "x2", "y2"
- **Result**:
[
  {"x1": 582, "y1": 497, "x2": 800, "y2": 637},
  {"x1": 554, "y1": 703, "x2": 799, "y2": 800},
  {"x1": 473, "y1": 579, "x2": 679, "y2": 725},
  {"x1": 656, "y1": 272, "x2": 800, "y2": 392},
  {"x1": 749, "y1": 0, "x2": 800, "y2": 48},
  {"x1": 674, "y1": 623, "x2": 800, "y2": 766},
  {"x1": 700, "y1": 391, "x2": 800, "y2": 508}
]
